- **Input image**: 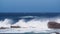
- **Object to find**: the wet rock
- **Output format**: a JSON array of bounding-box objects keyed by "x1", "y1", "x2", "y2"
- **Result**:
[
  {"x1": 0, "y1": 27, "x2": 8, "y2": 29},
  {"x1": 48, "y1": 21, "x2": 60, "y2": 29},
  {"x1": 11, "y1": 26, "x2": 20, "y2": 28}
]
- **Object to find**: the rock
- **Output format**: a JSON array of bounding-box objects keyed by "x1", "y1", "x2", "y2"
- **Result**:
[
  {"x1": 0, "y1": 27, "x2": 8, "y2": 29},
  {"x1": 48, "y1": 21, "x2": 60, "y2": 29},
  {"x1": 11, "y1": 26, "x2": 20, "y2": 28}
]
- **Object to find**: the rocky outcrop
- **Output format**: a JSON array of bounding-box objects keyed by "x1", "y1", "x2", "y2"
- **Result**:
[
  {"x1": 11, "y1": 26, "x2": 20, "y2": 28},
  {"x1": 48, "y1": 21, "x2": 60, "y2": 29}
]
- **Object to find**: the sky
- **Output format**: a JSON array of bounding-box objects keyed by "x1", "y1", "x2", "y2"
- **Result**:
[{"x1": 0, "y1": 0, "x2": 60, "y2": 13}]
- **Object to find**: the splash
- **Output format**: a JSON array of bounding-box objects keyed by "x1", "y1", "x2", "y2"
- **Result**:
[
  {"x1": 0, "y1": 19, "x2": 13, "y2": 27},
  {"x1": 0, "y1": 17, "x2": 60, "y2": 33},
  {"x1": 12, "y1": 18, "x2": 50, "y2": 33}
]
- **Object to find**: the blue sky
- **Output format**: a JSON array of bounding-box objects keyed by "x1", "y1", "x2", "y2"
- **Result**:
[{"x1": 0, "y1": 0, "x2": 60, "y2": 13}]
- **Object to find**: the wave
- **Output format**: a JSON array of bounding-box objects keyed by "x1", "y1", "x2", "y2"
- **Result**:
[
  {"x1": 0, "y1": 16, "x2": 60, "y2": 33},
  {"x1": 0, "y1": 19, "x2": 13, "y2": 27},
  {"x1": 19, "y1": 16, "x2": 38, "y2": 18}
]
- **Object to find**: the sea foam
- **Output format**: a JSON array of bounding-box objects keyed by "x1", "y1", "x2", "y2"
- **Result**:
[{"x1": 0, "y1": 16, "x2": 60, "y2": 33}]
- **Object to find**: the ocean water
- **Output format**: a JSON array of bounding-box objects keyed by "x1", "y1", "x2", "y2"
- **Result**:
[{"x1": 0, "y1": 13, "x2": 60, "y2": 34}]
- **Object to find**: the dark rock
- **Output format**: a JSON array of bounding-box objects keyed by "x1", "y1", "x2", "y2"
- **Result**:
[
  {"x1": 55, "y1": 32, "x2": 59, "y2": 34},
  {"x1": 11, "y1": 26, "x2": 20, "y2": 28},
  {"x1": 0, "y1": 27, "x2": 8, "y2": 29},
  {"x1": 48, "y1": 21, "x2": 60, "y2": 29}
]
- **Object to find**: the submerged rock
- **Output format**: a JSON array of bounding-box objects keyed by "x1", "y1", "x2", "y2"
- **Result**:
[
  {"x1": 11, "y1": 26, "x2": 20, "y2": 28},
  {"x1": 48, "y1": 21, "x2": 60, "y2": 29},
  {"x1": 0, "y1": 27, "x2": 8, "y2": 29}
]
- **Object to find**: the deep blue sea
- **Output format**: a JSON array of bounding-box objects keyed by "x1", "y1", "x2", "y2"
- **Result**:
[{"x1": 0, "y1": 13, "x2": 60, "y2": 34}]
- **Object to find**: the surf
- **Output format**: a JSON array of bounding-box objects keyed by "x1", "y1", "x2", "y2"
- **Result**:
[{"x1": 0, "y1": 16, "x2": 60, "y2": 33}]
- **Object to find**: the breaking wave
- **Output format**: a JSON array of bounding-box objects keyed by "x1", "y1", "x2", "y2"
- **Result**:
[{"x1": 0, "y1": 16, "x2": 60, "y2": 33}]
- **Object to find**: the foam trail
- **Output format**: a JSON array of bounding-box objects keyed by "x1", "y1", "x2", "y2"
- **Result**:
[{"x1": 19, "y1": 16, "x2": 37, "y2": 18}]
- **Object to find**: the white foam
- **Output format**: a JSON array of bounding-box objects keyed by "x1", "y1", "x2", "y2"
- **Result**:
[
  {"x1": 12, "y1": 18, "x2": 50, "y2": 33},
  {"x1": 0, "y1": 17, "x2": 60, "y2": 33},
  {"x1": 19, "y1": 16, "x2": 37, "y2": 18},
  {"x1": 0, "y1": 19, "x2": 13, "y2": 27}
]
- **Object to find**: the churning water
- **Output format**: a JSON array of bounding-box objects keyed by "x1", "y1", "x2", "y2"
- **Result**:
[{"x1": 0, "y1": 13, "x2": 60, "y2": 34}]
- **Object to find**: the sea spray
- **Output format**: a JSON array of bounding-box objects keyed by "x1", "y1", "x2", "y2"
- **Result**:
[
  {"x1": 12, "y1": 18, "x2": 50, "y2": 33},
  {"x1": 0, "y1": 17, "x2": 60, "y2": 33},
  {"x1": 0, "y1": 19, "x2": 13, "y2": 27}
]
